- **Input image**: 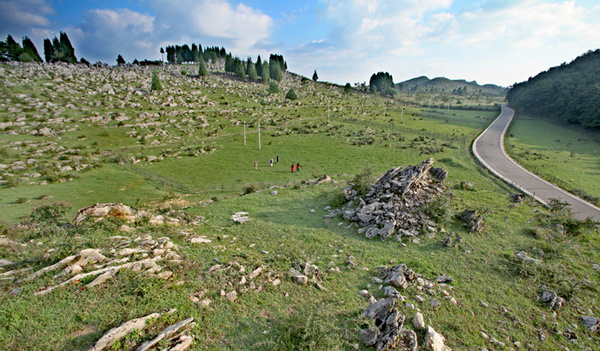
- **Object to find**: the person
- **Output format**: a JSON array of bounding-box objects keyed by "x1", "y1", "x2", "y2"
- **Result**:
[
  {"x1": 276, "y1": 155, "x2": 279, "y2": 163},
  {"x1": 296, "y1": 162, "x2": 300, "y2": 172},
  {"x1": 254, "y1": 161, "x2": 258, "y2": 170},
  {"x1": 270, "y1": 158, "x2": 273, "y2": 167},
  {"x1": 291, "y1": 163, "x2": 294, "y2": 173}
]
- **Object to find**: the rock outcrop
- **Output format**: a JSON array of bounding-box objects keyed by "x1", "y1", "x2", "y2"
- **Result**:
[{"x1": 342, "y1": 159, "x2": 447, "y2": 240}]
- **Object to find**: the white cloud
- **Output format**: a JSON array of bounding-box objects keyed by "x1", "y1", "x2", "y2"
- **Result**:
[{"x1": 0, "y1": 0, "x2": 53, "y2": 37}]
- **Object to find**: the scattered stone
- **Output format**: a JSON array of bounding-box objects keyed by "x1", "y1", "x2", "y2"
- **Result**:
[
  {"x1": 538, "y1": 285, "x2": 563, "y2": 310},
  {"x1": 231, "y1": 212, "x2": 251, "y2": 223},
  {"x1": 413, "y1": 312, "x2": 425, "y2": 330},
  {"x1": 84, "y1": 312, "x2": 161, "y2": 351},
  {"x1": 516, "y1": 251, "x2": 540, "y2": 263},
  {"x1": 580, "y1": 316, "x2": 599, "y2": 331},
  {"x1": 424, "y1": 325, "x2": 451, "y2": 351},
  {"x1": 136, "y1": 317, "x2": 194, "y2": 351},
  {"x1": 459, "y1": 209, "x2": 483, "y2": 232},
  {"x1": 225, "y1": 290, "x2": 237, "y2": 302},
  {"x1": 191, "y1": 237, "x2": 211, "y2": 244}
]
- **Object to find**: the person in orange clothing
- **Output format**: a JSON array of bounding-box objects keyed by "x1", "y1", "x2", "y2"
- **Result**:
[{"x1": 291, "y1": 163, "x2": 294, "y2": 173}]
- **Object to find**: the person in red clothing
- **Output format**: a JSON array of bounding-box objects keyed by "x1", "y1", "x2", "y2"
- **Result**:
[
  {"x1": 296, "y1": 162, "x2": 300, "y2": 172},
  {"x1": 291, "y1": 163, "x2": 294, "y2": 173}
]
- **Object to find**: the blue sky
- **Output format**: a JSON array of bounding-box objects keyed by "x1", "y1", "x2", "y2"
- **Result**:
[{"x1": 1, "y1": 0, "x2": 599, "y2": 87}]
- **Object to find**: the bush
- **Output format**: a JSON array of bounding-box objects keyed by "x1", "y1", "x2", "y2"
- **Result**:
[
  {"x1": 28, "y1": 201, "x2": 71, "y2": 226},
  {"x1": 244, "y1": 184, "x2": 258, "y2": 194},
  {"x1": 285, "y1": 88, "x2": 298, "y2": 100},
  {"x1": 151, "y1": 71, "x2": 162, "y2": 91},
  {"x1": 351, "y1": 167, "x2": 375, "y2": 197},
  {"x1": 268, "y1": 81, "x2": 280, "y2": 94}
]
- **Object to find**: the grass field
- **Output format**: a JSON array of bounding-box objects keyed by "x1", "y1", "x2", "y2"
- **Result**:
[{"x1": 1, "y1": 63, "x2": 599, "y2": 350}]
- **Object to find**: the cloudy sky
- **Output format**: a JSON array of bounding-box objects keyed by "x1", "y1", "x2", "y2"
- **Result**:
[{"x1": 1, "y1": 0, "x2": 599, "y2": 87}]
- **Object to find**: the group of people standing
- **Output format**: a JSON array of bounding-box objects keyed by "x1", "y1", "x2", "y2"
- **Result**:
[{"x1": 254, "y1": 155, "x2": 300, "y2": 173}]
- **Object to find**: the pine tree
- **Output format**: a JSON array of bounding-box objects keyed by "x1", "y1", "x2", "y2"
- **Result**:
[
  {"x1": 151, "y1": 71, "x2": 162, "y2": 91},
  {"x1": 268, "y1": 81, "x2": 279, "y2": 93},
  {"x1": 225, "y1": 55, "x2": 234, "y2": 72},
  {"x1": 234, "y1": 59, "x2": 246, "y2": 79},
  {"x1": 270, "y1": 63, "x2": 282, "y2": 82},
  {"x1": 256, "y1": 55, "x2": 262, "y2": 77},
  {"x1": 6, "y1": 35, "x2": 22, "y2": 61},
  {"x1": 22, "y1": 37, "x2": 42, "y2": 62},
  {"x1": 59, "y1": 32, "x2": 77, "y2": 63},
  {"x1": 116, "y1": 54, "x2": 126, "y2": 65},
  {"x1": 43, "y1": 38, "x2": 53, "y2": 63},
  {"x1": 198, "y1": 55, "x2": 208, "y2": 77},
  {"x1": 312, "y1": 70, "x2": 318, "y2": 81},
  {"x1": 247, "y1": 62, "x2": 258, "y2": 81},
  {"x1": 261, "y1": 62, "x2": 270, "y2": 83}
]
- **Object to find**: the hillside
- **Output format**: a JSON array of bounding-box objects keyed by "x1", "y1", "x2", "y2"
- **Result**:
[
  {"x1": 0, "y1": 62, "x2": 599, "y2": 351},
  {"x1": 506, "y1": 49, "x2": 600, "y2": 128},
  {"x1": 397, "y1": 75, "x2": 506, "y2": 99}
]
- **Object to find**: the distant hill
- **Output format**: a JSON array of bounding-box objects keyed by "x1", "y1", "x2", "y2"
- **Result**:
[
  {"x1": 506, "y1": 49, "x2": 600, "y2": 128},
  {"x1": 396, "y1": 76, "x2": 506, "y2": 97}
]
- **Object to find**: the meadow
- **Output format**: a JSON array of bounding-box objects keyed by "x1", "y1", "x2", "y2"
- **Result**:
[{"x1": 0, "y1": 62, "x2": 599, "y2": 350}]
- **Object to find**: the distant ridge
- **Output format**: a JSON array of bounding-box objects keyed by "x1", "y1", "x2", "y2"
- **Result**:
[{"x1": 397, "y1": 76, "x2": 506, "y2": 97}]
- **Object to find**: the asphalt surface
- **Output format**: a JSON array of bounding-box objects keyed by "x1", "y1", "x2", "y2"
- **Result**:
[{"x1": 472, "y1": 105, "x2": 600, "y2": 221}]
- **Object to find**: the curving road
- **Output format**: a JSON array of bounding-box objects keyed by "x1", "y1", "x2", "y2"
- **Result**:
[{"x1": 472, "y1": 105, "x2": 600, "y2": 221}]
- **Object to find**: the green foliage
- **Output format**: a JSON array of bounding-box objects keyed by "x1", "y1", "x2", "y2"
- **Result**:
[
  {"x1": 243, "y1": 184, "x2": 258, "y2": 194},
  {"x1": 247, "y1": 61, "x2": 258, "y2": 81},
  {"x1": 28, "y1": 201, "x2": 71, "y2": 226},
  {"x1": 151, "y1": 71, "x2": 162, "y2": 91},
  {"x1": 270, "y1": 62, "x2": 282, "y2": 82},
  {"x1": 261, "y1": 62, "x2": 270, "y2": 82},
  {"x1": 198, "y1": 58, "x2": 208, "y2": 77},
  {"x1": 43, "y1": 32, "x2": 77, "y2": 64},
  {"x1": 234, "y1": 59, "x2": 246, "y2": 79},
  {"x1": 369, "y1": 71, "x2": 397, "y2": 96},
  {"x1": 116, "y1": 54, "x2": 125, "y2": 65},
  {"x1": 268, "y1": 81, "x2": 279, "y2": 94},
  {"x1": 285, "y1": 88, "x2": 298, "y2": 100},
  {"x1": 507, "y1": 49, "x2": 600, "y2": 128},
  {"x1": 351, "y1": 167, "x2": 375, "y2": 197},
  {"x1": 344, "y1": 83, "x2": 352, "y2": 94},
  {"x1": 312, "y1": 70, "x2": 318, "y2": 82}
]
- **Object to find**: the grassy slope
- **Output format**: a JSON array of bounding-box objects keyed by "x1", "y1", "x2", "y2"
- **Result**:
[{"x1": 1, "y1": 64, "x2": 599, "y2": 350}]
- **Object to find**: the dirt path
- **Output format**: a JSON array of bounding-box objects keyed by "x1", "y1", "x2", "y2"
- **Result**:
[{"x1": 472, "y1": 105, "x2": 600, "y2": 221}]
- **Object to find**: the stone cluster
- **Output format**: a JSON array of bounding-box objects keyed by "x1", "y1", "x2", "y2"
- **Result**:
[{"x1": 342, "y1": 158, "x2": 447, "y2": 240}]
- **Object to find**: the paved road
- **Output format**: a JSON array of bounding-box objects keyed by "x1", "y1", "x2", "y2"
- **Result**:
[{"x1": 472, "y1": 105, "x2": 600, "y2": 221}]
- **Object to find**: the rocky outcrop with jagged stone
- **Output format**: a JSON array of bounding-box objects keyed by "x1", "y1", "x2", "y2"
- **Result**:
[{"x1": 342, "y1": 159, "x2": 447, "y2": 240}]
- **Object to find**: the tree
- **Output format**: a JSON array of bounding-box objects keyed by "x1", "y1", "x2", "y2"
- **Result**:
[
  {"x1": 369, "y1": 72, "x2": 396, "y2": 96},
  {"x1": 160, "y1": 47, "x2": 165, "y2": 63},
  {"x1": 22, "y1": 37, "x2": 42, "y2": 62},
  {"x1": 261, "y1": 62, "x2": 270, "y2": 83},
  {"x1": 268, "y1": 81, "x2": 279, "y2": 93},
  {"x1": 285, "y1": 88, "x2": 298, "y2": 100},
  {"x1": 80, "y1": 57, "x2": 90, "y2": 65},
  {"x1": 225, "y1": 55, "x2": 234, "y2": 72},
  {"x1": 234, "y1": 59, "x2": 246, "y2": 79},
  {"x1": 344, "y1": 83, "x2": 352, "y2": 94},
  {"x1": 43, "y1": 38, "x2": 53, "y2": 62},
  {"x1": 198, "y1": 56, "x2": 208, "y2": 77},
  {"x1": 5, "y1": 35, "x2": 22, "y2": 61},
  {"x1": 151, "y1": 71, "x2": 162, "y2": 91},
  {"x1": 270, "y1": 62, "x2": 282, "y2": 82},
  {"x1": 256, "y1": 55, "x2": 262, "y2": 77},
  {"x1": 312, "y1": 70, "x2": 318, "y2": 81},
  {"x1": 116, "y1": 54, "x2": 126, "y2": 65},
  {"x1": 247, "y1": 61, "x2": 258, "y2": 81},
  {"x1": 59, "y1": 32, "x2": 77, "y2": 63}
]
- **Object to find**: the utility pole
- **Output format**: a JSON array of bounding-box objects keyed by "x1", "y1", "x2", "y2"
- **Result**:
[
  {"x1": 327, "y1": 100, "x2": 330, "y2": 124},
  {"x1": 258, "y1": 121, "x2": 261, "y2": 150},
  {"x1": 401, "y1": 106, "x2": 404, "y2": 123},
  {"x1": 383, "y1": 106, "x2": 386, "y2": 119},
  {"x1": 244, "y1": 121, "x2": 246, "y2": 146}
]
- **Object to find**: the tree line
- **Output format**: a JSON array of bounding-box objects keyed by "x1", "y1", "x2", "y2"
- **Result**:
[
  {"x1": 1, "y1": 32, "x2": 83, "y2": 64},
  {"x1": 506, "y1": 49, "x2": 600, "y2": 128}
]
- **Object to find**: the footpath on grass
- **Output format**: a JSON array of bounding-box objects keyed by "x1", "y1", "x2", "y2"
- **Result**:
[{"x1": 472, "y1": 105, "x2": 600, "y2": 221}]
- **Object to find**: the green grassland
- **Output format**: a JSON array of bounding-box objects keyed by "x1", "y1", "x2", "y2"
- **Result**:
[
  {"x1": 0, "y1": 63, "x2": 599, "y2": 350},
  {"x1": 507, "y1": 116, "x2": 600, "y2": 205}
]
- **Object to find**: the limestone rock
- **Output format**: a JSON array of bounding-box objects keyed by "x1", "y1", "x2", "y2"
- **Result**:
[
  {"x1": 424, "y1": 326, "x2": 451, "y2": 351},
  {"x1": 413, "y1": 312, "x2": 425, "y2": 330}
]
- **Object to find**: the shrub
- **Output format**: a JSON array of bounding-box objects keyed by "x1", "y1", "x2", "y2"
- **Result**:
[
  {"x1": 151, "y1": 71, "x2": 162, "y2": 91},
  {"x1": 285, "y1": 88, "x2": 298, "y2": 100},
  {"x1": 28, "y1": 201, "x2": 71, "y2": 226},
  {"x1": 351, "y1": 167, "x2": 375, "y2": 197},
  {"x1": 244, "y1": 184, "x2": 258, "y2": 194},
  {"x1": 268, "y1": 81, "x2": 279, "y2": 94}
]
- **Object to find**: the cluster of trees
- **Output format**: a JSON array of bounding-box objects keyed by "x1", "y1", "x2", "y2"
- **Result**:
[
  {"x1": 163, "y1": 44, "x2": 227, "y2": 64},
  {"x1": 369, "y1": 72, "x2": 397, "y2": 96},
  {"x1": 43, "y1": 32, "x2": 77, "y2": 64},
  {"x1": 0, "y1": 32, "x2": 85, "y2": 64},
  {"x1": 0, "y1": 35, "x2": 43, "y2": 62},
  {"x1": 507, "y1": 49, "x2": 600, "y2": 128},
  {"x1": 224, "y1": 53, "x2": 286, "y2": 82}
]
